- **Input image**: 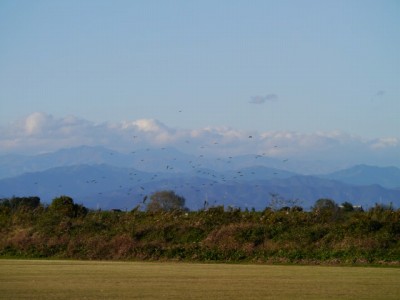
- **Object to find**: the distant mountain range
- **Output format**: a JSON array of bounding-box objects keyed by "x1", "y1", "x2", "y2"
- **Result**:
[
  {"x1": 321, "y1": 164, "x2": 400, "y2": 189},
  {"x1": 0, "y1": 145, "x2": 348, "y2": 178},
  {"x1": 1, "y1": 146, "x2": 399, "y2": 210}
]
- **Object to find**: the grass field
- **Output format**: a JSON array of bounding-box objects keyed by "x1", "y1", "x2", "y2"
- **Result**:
[{"x1": 1, "y1": 260, "x2": 400, "y2": 299}]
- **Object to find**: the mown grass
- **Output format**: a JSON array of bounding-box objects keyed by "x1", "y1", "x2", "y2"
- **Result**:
[{"x1": 0, "y1": 259, "x2": 399, "y2": 299}]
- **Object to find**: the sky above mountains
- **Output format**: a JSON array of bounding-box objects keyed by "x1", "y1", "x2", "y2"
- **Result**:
[{"x1": 0, "y1": 1, "x2": 399, "y2": 166}]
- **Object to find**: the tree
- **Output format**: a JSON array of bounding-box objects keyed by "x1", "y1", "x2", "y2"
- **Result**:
[
  {"x1": 0, "y1": 196, "x2": 40, "y2": 211},
  {"x1": 313, "y1": 198, "x2": 338, "y2": 213},
  {"x1": 49, "y1": 195, "x2": 87, "y2": 218},
  {"x1": 146, "y1": 190, "x2": 187, "y2": 212},
  {"x1": 312, "y1": 198, "x2": 341, "y2": 222},
  {"x1": 341, "y1": 201, "x2": 354, "y2": 212}
]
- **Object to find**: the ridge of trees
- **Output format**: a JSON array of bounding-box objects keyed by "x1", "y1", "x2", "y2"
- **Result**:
[{"x1": 0, "y1": 192, "x2": 399, "y2": 265}]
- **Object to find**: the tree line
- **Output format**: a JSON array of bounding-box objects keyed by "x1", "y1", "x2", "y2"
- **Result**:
[{"x1": 0, "y1": 192, "x2": 399, "y2": 265}]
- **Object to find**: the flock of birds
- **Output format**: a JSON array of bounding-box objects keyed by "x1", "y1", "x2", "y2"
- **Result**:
[
  {"x1": 30, "y1": 123, "x2": 290, "y2": 210},
  {"x1": 98, "y1": 135, "x2": 289, "y2": 209}
]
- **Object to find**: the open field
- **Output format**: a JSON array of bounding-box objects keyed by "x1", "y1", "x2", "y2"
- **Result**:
[{"x1": 1, "y1": 260, "x2": 400, "y2": 299}]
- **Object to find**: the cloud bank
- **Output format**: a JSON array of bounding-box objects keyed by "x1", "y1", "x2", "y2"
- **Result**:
[{"x1": 1, "y1": 112, "x2": 399, "y2": 168}]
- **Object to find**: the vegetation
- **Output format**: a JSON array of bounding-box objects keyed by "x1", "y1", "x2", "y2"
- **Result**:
[
  {"x1": 146, "y1": 190, "x2": 188, "y2": 212},
  {"x1": 1, "y1": 260, "x2": 400, "y2": 300},
  {"x1": 1, "y1": 193, "x2": 400, "y2": 265}
]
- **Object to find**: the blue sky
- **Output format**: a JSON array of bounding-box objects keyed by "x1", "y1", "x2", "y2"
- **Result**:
[{"x1": 0, "y1": 1, "x2": 399, "y2": 166}]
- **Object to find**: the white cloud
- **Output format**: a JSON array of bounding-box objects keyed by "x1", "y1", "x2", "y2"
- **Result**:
[
  {"x1": 0, "y1": 112, "x2": 107, "y2": 153},
  {"x1": 0, "y1": 112, "x2": 399, "y2": 167},
  {"x1": 132, "y1": 119, "x2": 166, "y2": 132},
  {"x1": 370, "y1": 137, "x2": 399, "y2": 150},
  {"x1": 119, "y1": 118, "x2": 182, "y2": 144},
  {"x1": 24, "y1": 112, "x2": 49, "y2": 135}
]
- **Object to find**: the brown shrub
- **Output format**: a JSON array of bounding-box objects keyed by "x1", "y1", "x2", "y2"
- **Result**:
[
  {"x1": 110, "y1": 234, "x2": 135, "y2": 259},
  {"x1": 6, "y1": 228, "x2": 33, "y2": 251},
  {"x1": 204, "y1": 223, "x2": 256, "y2": 253}
]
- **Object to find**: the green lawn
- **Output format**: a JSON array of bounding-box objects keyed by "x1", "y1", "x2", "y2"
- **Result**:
[{"x1": 0, "y1": 259, "x2": 399, "y2": 299}]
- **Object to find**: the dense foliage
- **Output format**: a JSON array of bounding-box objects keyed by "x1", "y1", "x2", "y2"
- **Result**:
[
  {"x1": 146, "y1": 190, "x2": 188, "y2": 212},
  {"x1": 1, "y1": 195, "x2": 399, "y2": 265}
]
